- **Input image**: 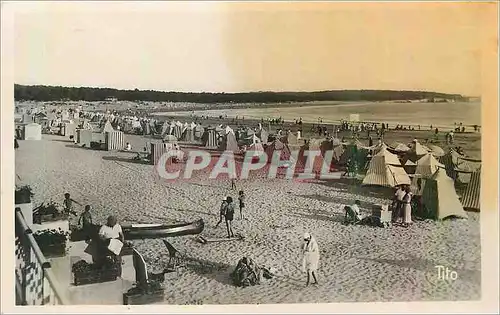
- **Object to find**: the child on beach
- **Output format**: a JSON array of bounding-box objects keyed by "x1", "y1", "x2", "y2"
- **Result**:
[
  {"x1": 238, "y1": 190, "x2": 245, "y2": 220},
  {"x1": 231, "y1": 178, "x2": 236, "y2": 190},
  {"x1": 225, "y1": 196, "x2": 235, "y2": 238},
  {"x1": 63, "y1": 193, "x2": 82, "y2": 216},
  {"x1": 78, "y1": 205, "x2": 93, "y2": 241},
  {"x1": 215, "y1": 198, "x2": 228, "y2": 228}
]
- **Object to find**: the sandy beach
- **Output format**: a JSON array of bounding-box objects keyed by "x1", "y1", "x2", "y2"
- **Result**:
[{"x1": 15, "y1": 133, "x2": 481, "y2": 304}]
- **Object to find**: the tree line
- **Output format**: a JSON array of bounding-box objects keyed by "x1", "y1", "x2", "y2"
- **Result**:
[{"x1": 14, "y1": 84, "x2": 466, "y2": 103}]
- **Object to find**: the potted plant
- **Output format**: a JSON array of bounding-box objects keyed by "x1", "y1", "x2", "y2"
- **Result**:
[
  {"x1": 72, "y1": 258, "x2": 119, "y2": 286},
  {"x1": 33, "y1": 228, "x2": 70, "y2": 258},
  {"x1": 15, "y1": 185, "x2": 33, "y2": 204},
  {"x1": 33, "y1": 201, "x2": 68, "y2": 224}
]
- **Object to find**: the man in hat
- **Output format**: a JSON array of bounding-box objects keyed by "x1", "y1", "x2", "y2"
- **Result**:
[{"x1": 301, "y1": 232, "x2": 320, "y2": 286}]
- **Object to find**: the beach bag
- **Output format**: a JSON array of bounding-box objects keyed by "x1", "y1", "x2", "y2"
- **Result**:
[{"x1": 231, "y1": 257, "x2": 261, "y2": 287}]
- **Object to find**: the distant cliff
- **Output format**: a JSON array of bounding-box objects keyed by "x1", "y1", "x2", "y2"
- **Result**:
[{"x1": 14, "y1": 84, "x2": 467, "y2": 103}]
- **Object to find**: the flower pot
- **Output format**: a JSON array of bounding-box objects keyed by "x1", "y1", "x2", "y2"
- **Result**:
[
  {"x1": 123, "y1": 286, "x2": 164, "y2": 305},
  {"x1": 40, "y1": 243, "x2": 66, "y2": 258},
  {"x1": 15, "y1": 191, "x2": 31, "y2": 204},
  {"x1": 73, "y1": 264, "x2": 119, "y2": 286}
]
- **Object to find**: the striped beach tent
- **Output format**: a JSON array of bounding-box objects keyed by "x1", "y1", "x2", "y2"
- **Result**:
[
  {"x1": 202, "y1": 128, "x2": 219, "y2": 149},
  {"x1": 461, "y1": 169, "x2": 480, "y2": 211},
  {"x1": 362, "y1": 148, "x2": 410, "y2": 187},
  {"x1": 105, "y1": 131, "x2": 125, "y2": 151},
  {"x1": 415, "y1": 153, "x2": 445, "y2": 178},
  {"x1": 150, "y1": 142, "x2": 166, "y2": 165}
]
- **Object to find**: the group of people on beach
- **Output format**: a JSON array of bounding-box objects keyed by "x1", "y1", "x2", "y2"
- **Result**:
[
  {"x1": 391, "y1": 185, "x2": 413, "y2": 227},
  {"x1": 62, "y1": 192, "x2": 125, "y2": 276}
]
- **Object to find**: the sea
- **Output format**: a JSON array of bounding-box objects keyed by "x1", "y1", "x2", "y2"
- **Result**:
[{"x1": 155, "y1": 101, "x2": 481, "y2": 130}]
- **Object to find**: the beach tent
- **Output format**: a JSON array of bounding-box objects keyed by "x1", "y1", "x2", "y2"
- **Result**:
[
  {"x1": 219, "y1": 131, "x2": 239, "y2": 152},
  {"x1": 461, "y1": 168, "x2": 480, "y2": 211},
  {"x1": 415, "y1": 153, "x2": 445, "y2": 178},
  {"x1": 245, "y1": 134, "x2": 261, "y2": 145},
  {"x1": 406, "y1": 140, "x2": 430, "y2": 162},
  {"x1": 22, "y1": 123, "x2": 42, "y2": 140},
  {"x1": 426, "y1": 144, "x2": 445, "y2": 157},
  {"x1": 402, "y1": 159, "x2": 417, "y2": 175},
  {"x1": 257, "y1": 129, "x2": 269, "y2": 145},
  {"x1": 362, "y1": 148, "x2": 410, "y2": 187},
  {"x1": 202, "y1": 128, "x2": 219, "y2": 149},
  {"x1": 160, "y1": 122, "x2": 170, "y2": 136},
  {"x1": 390, "y1": 141, "x2": 410, "y2": 152},
  {"x1": 439, "y1": 150, "x2": 481, "y2": 184},
  {"x1": 163, "y1": 134, "x2": 178, "y2": 143},
  {"x1": 101, "y1": 120, "x2": 114, "y2": 133},
  {"x1": 282, "y1": 132, "x2": 299, "y2": 147},
  {"x1": 181, "y1": 124, "x2": 196, "y2": 142},
  {"x1": 247, "y1": 142, "x2": 265, "y2": 157},
  {"x1": 194, "y1": 125, "x2": 205, "y2": 140},
  {"x1": 265, "y1": 139, "x2": 291, "y2": 165},
  {"x1": 421, "y1": 168, "x2": 468, "y2": 220}
]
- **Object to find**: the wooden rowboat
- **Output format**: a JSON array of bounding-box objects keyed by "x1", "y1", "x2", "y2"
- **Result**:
[{"x1": 122, "y1": 218, "x2": 204, "y2": 240}]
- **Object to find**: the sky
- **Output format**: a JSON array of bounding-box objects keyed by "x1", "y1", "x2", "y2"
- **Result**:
[{"x1": 10, "y1": 2, "x2": 494, "y2": 96}]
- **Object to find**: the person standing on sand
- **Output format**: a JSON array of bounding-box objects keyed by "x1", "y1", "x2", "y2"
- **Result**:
[
  {"x1": 238, "y1": 190, "x2": 246, "y2": 220},
  {"x1": 78, "y1": 205, "x2": 93, "y2": 241},
  {"x1": 301, "y1": 232, "x2": 319, "y2": 286},
  {"x1": 63, "y1": 193, "x2": 82, "y2": 216},
  {"x1": 215, "y1": 198, "x2": 228, "y2": 228},
  {"x1": 231, "y1": 178, "x2": 236, "y2": 190},
  {"x1": 402, "y1": 185, "x2": 413, "y2": 227},
  {"x1": 225, "y1": 197, "x2": 235, "y2": 238},
  {"x1": 392, "y1": 185, "x2": 406, "y2": 223}
]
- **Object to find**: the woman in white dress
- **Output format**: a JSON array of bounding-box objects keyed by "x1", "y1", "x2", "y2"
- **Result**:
[
  {"x1": 403, "y1": 185, "x2": 413, "y2": 227},
  {"x1": 301, "y1": 232, "x2": 320, "y2": 286}
]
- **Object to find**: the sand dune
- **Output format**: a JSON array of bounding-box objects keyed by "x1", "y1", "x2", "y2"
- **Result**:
[{"x1": 15, "y1": 134, "x2": 481, "y2": 304}]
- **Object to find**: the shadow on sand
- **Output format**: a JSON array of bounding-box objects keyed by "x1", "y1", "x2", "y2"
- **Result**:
[
  {"x1": 51, "y1": 138, "x2": 73, "y2": 143},
  {"x1": 183, "y1": 256, "x2": 234, "y2": 286},
  {"x1": 102, "y1": 155, "x2": 150, "y2": 165}
]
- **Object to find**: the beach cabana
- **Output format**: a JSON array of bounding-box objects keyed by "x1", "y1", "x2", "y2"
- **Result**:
[
  {"x1": 105, "y1": 130, "x2": 125, "y2": 151},
  {"x1": 461, "y1": 168, "x2": 481, "y2": 211},
  {"x1": 218, "y1": 131, "x2": 239, "y2": 153},
  {"x1": 202, "y1": 128, "x2": 219, "y2": 149},
  {"x1": 77, "y1": 129, "x2": 93, "y2": 147},
  {"x1": 421, "y1": 168, "x2": 468, "y2": 220},
  {"x1": 22, "y1": 123, "x2": 42, "y2": 140}
]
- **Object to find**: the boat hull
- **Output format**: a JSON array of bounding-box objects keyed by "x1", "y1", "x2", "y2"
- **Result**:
[{"x1": 122, "y1": 219, "x2": 204, "y2": 240}]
